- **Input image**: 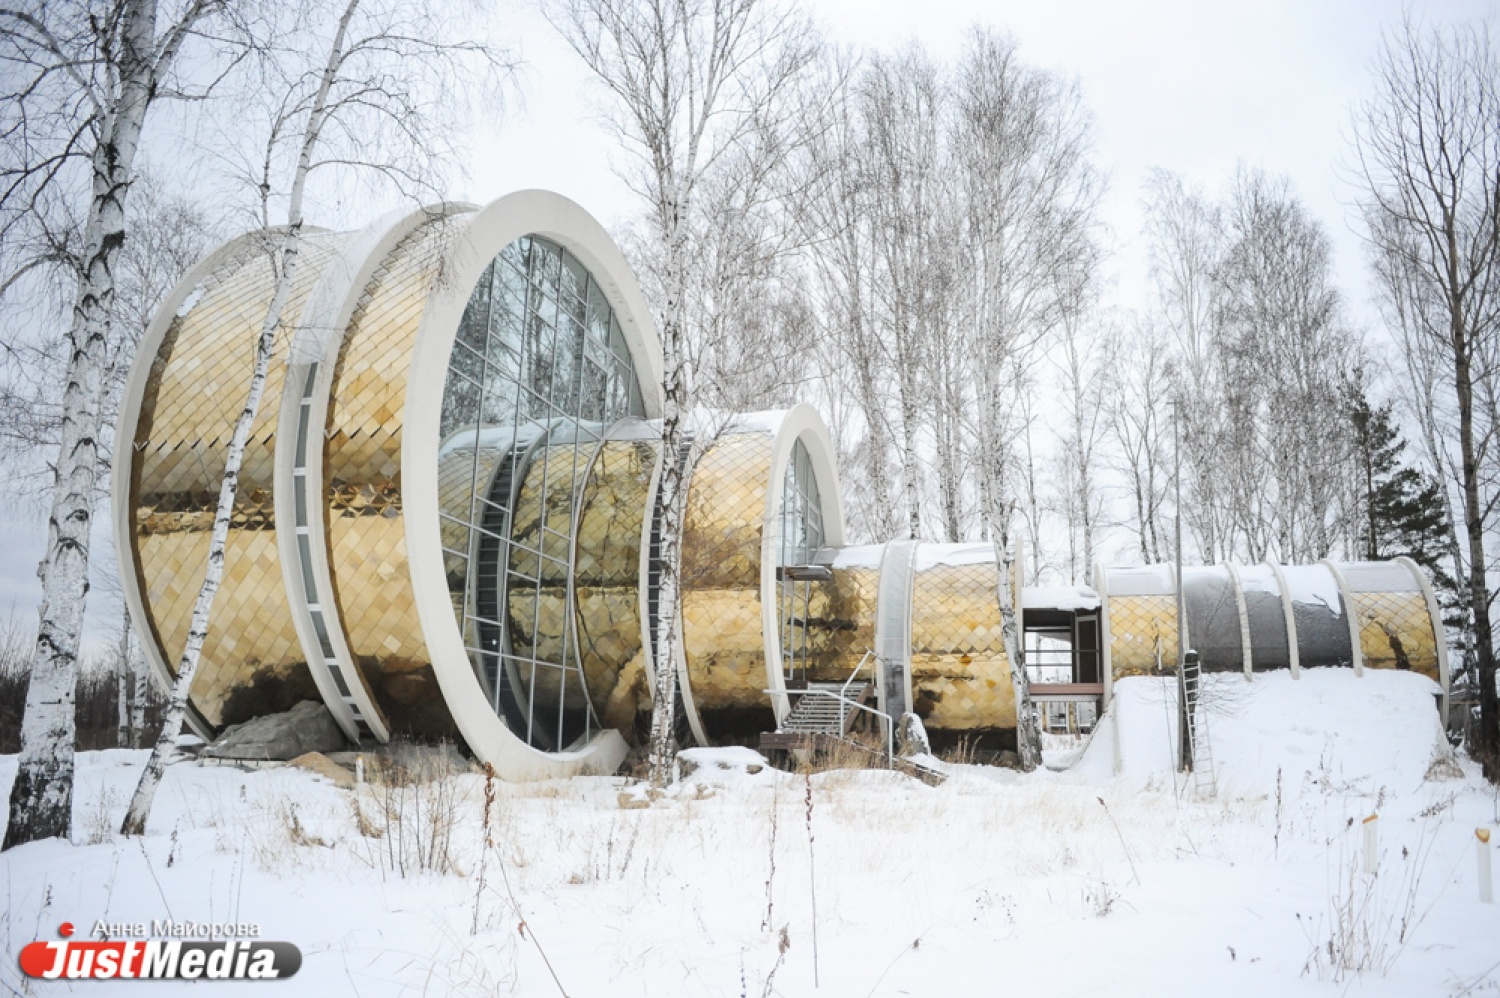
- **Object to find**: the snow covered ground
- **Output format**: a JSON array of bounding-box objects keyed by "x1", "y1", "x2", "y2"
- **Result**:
[{"x1": 2, "y1": 669, "x2": 1497, "y2": 996}]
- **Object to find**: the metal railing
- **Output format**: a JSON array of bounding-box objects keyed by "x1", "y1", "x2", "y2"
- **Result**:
[{"x1": 837, "y1": 650, "x2": 874, "y2": 711}]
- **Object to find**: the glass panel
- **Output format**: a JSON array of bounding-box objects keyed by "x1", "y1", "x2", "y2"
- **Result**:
[
  {"x1": 480, "y1": 378, "x2": 517, "y2": 431},
  {"x1": 438, "y1": 233, "x2": 646, "y2": 750},
  {"x1": 452, "y1": 338, "x2": 487, "y2": 385},
  {"x1": 524, "y1": 308, "x2": 556, "y2": 404},
  {"x1": 776, "y1": 437, "x2": 829, "y2": 680},
  {"x1": 439, "y1": 365, "x2": 482, "y2": 441},
  {"x1": 580, "y1": 359, "x2": 609, "y2": 424},
  {"x1": 586, "y1": 279, "x2": 611, "y2": 343},
  {"x1": 560, "y1": 248, "x2": 588, "y2": 304},
  {"x1": 1181, "y1": 566, "x2": 1243, "y2": 673},
  {"x1": 555, "y1": 315, "x2": 585, "y2": 412},
  {"x1": 456, "y1": 262, "x2": 492, "y2": 355},
  {"x1": 609, "y1": 316, "x2": 630, "y2": 367},
  {"x1": 499, "y1": 235, "x2": 530, "y2": 273},
  {"x1": 531, "y1": 237, "x2": 561, "y2": 301}
]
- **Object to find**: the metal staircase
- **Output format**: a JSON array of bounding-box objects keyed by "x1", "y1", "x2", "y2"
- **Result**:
[
  {"x1": 758, "y1": 654, "x2": 946, "y2": 785},
  {"x1": 780, "y1": 681, "x2": 864, "y2": 736}
]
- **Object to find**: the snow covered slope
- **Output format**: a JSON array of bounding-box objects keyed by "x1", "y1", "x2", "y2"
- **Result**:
[{"x1": 1078, "y1": 669, "x2": 1451, "y2": 795}]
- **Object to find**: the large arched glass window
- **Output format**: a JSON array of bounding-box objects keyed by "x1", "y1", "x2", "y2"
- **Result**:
[
  {"x1": 778, "y1": 438, "x2": 825, "y2": 682},
  {"x1": 437, "y1": 235, "x2": 646, "y2": 749}
]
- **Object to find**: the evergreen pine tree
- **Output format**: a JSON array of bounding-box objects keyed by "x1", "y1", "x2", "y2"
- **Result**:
[{"x1": 1344, "y1": 380, "x2": 1466, "y2": 636}]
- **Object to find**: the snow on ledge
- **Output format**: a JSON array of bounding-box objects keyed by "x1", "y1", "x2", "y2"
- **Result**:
[
  {"x1": 724, "y1": 409, "x2": 790, "y2": 435},
  {"x1": 829, "y1": 544, "x2": 884, "y2": 569},
  {"x1": 678, "y1": 746, "x2": 770, "y2": 774},
  {"x1": 1023, "y1": 585, "x2": 1100, "y2": 611},
  {"x1": 914, "y1": 542, "x2": 997, "y2": 571}
]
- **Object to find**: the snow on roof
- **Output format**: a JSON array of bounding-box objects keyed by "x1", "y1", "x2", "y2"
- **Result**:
[
  {"x1": 1234, "y1": 563, "x2": 1280, "y2": 595},
  {"x1": 913, "y1": 542, "x2": 996, "y2": 571},
  {"x1": 724, "y1": 409, "x2": 789, "y2": 435},
  {"x1": 1280, "y1": 563, "x2": 1343, "y2": 615},
  {"x1": 1023, "y1": 585, "x2": 1100, "y2": 611},
  {"x1": 1341, "y1": 560, "x2": 1419, "y2": 593},
  {"x1": 1105, "y1": 564, "x2": 1175, "y2": 595},
  {"x1": 175, "y1": 284, "x2": 206, "y2": 318},
  {"x1": 828, "y1": 544, "x2": 885, "y2": 569}
]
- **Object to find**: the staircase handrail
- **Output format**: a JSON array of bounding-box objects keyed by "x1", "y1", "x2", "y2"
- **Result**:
[{"x1": 838, "y1": 650, "x2": 876, "y2": 724}]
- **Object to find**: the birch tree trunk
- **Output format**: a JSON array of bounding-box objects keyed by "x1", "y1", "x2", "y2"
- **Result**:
[
  {"x1": 116, "y1": 611, "x2": 133, "y2": 748},
  {"x1": 122, "y1": 0, "x2": 359, "y2": 835},
  {"x1": 3, "y1": 0, "x2": 158, "y2": 851},
  {"x1": 980, "y1": 469, "x2": 1040, "y2": 771},
  {"x1": 648, "y1": 187, "x2": 690, "y2": 790},
  {"x1": 130, "y1": 652, "x2": 148, "y2": 750},
  {"x1": 119, "y1": 216, "x2": 305, "y2": 834}
]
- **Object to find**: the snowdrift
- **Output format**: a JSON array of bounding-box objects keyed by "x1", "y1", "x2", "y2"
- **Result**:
[{"x1": 1072, "y1": 668, "x2": 1450, "y2": 793}]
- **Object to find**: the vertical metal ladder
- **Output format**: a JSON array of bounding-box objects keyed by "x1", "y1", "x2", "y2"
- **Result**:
[{"x1": 1179, "y1": 653, "x2": 1217, "y2": 798}]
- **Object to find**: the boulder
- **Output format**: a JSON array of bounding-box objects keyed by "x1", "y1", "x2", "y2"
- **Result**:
[
  {"x1": 201, "y1": 700, "x2": 347, "y2": 761},
  {"x1": 896, "y1": 712, "x2": 932, "y2": 757},
  {"x1": 287, "y1": 752, "x2": 355, "y2": 787}
]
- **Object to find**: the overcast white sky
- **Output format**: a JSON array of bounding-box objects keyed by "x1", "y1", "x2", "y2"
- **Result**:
[
  {"x1": 2, "y1": 0, "x2": 1494, "y2": 646},
  {"x1": 462, "y1": 0, "x2": 1493, "y2": 331}
]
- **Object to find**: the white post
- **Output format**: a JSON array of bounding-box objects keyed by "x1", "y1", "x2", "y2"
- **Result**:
[
  {"x1": 1479, "y1": 828, "x2": 1493, "y2": 904},
  {"x1": 1362, "y1": 814, "x2": 1379, "y2": 875},
  {"x1": 355, "y1": 756, "x2": 365, "y2": 786}
]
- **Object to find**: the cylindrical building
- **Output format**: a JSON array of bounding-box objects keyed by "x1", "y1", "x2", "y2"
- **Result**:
[{"x1": 115, "y1": 190, "x2": 1452, "y2": 779}]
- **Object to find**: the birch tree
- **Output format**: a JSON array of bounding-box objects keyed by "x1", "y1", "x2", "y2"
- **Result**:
[
  {"x1": 1110, "y1": 316, "x2": 1172, "y2": 564},
  {"x1": 957, "y1": 29, "x2": 1098, "y2": 769},
  {"x1": 0, "y1": 175, "x2": 208, "y2": 754},
  {"x1": 1216, "y1": 169, "x2": 1358, "y2": 563},
  {"x1": 620, "y1": 86, "x2": 821, "y2": 414},
  {"x1": 1142, "y1": 170, "x2": 1228, "y2": 564},
  {"x1": 122, "y1": 0, "x2": 507, "y2": 834},
  {"x1": 0, "y1": 174, "x2": 210, "y2": 492},
  {"x1": 547, "y1": 0, "x2": 818, "y2": 789},
  {"x1": 1, "y1": 0, "x2": 231, "y2": 851},
  {"x1": 859, "y1": 47, "x2": 952, "y2": 540},
  {"x1": 1353, "y1": 19, "x2": 1500, "y2": 775},
  {"x1": 799, "y1": 50, "x2": 899, "y2": 543},
  {"x1": 1144, "y1": 167, "x2": 1363, "y2": 565},
  {"x1": 114, "y1": 608, "x2": 135, "y2": 747},
  {"x1": 1054, "y1": 308, "x2": 1114, "y2": 584}
]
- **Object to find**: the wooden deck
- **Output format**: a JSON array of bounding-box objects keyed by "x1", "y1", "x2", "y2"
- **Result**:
[{"x1": 1029, "y1": 682, "x2": 1104, "y2": 702}]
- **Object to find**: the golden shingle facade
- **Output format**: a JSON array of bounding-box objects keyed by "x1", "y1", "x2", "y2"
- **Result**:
[
  {"x1": 1352, "y1": 590, "x2": 1440, "y2": 679},
  {"x1": 910, "y1": 563, "x2": 1017, "y2": 730},
  {"x1": 1107, "y1": 595, "x2": 1180, "y2": 678},
  {"x1": 680, "y1": 431, "x2": 777, "y2": 717},
  {"x1": 132, "y1": 231, "x2": 349, "y2": 728}
]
